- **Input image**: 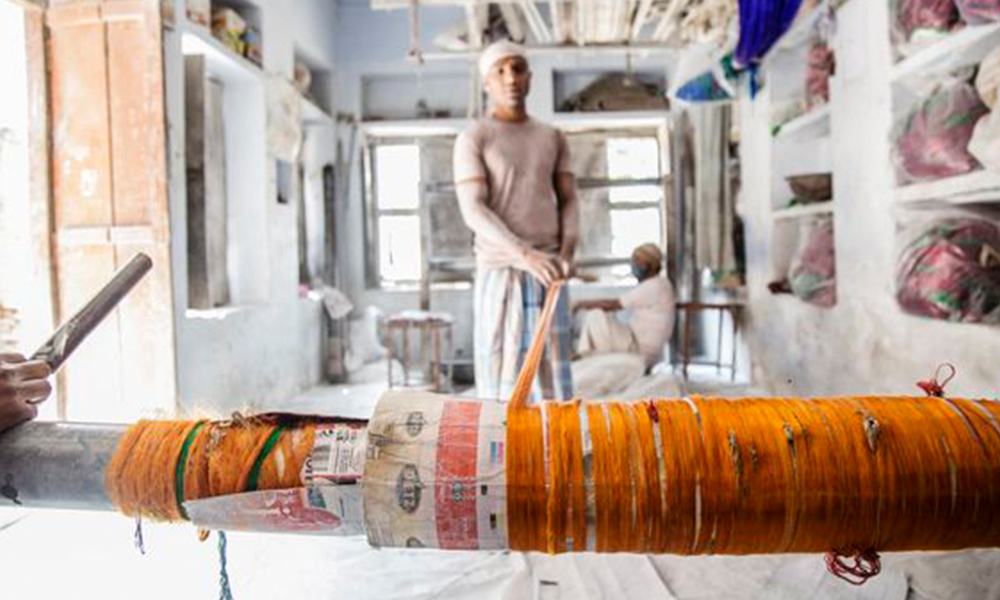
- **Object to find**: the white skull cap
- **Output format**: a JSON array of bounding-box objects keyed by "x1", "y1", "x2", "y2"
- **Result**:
[{"x1": 478, "y1": 40, "x2": 527, "y2": 76}]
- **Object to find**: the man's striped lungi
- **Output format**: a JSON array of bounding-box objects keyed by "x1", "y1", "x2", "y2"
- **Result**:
[{"x1": 473, "y1": 267, "x2": 574, "y2": 402}]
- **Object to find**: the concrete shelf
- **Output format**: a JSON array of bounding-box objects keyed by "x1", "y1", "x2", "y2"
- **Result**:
[
  {"x1": 891, "y1": 23, "x2": 1000, "y2": 85},
  {"x1": 301, "y1": 95, "x2": 334, "y2": 126},
  {"x1": 360, "y1": 118, "x2": 471, "y2": 136},
  {"x1": 552, "y1": 110, "x2": 670, "y2": 129},
  {"x1": 180, "y1": 20, "x2": 263, "y2": 84},
  {"x1": 773, "y1": 105, "x2": 830, "y2": 140},
  {"x1": 772, "y1": 202, "x2": 834, "y2": 221},
  {"x1": 895, "y1": 170, "x2": 1000, "y2": 205}
]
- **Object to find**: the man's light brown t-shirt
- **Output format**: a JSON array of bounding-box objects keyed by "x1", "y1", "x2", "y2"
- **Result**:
[{"x1": 453, "y1": 116, "x2": 572, "y2": 269}]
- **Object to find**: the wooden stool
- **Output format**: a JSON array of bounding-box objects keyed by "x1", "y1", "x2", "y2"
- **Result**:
[
  {"x1": 384, "y1": 310, "x2": 454, "y2": 392},
  {"x1": 677, "y1": 301, "x2": 744, "y2": 381}
]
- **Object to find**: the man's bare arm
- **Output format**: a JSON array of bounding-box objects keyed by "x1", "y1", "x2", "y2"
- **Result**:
[
  {"x1": 573, "y1": 298, "x2": 623, "y2": 313},
  {"x1": 555, "y1": 172, "x2": 579, "y2": 275},
  {"x1": 455, "y1": 178, "x2": 562, "y2": 285}
]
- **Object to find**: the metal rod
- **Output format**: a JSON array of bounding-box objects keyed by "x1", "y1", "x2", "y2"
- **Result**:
[
  {"x1": 32, "y1": 253, "x2": 153, "y2": 372},
  {"x1": 0, "y1": 421, "x2": 125, "y2": 511}
]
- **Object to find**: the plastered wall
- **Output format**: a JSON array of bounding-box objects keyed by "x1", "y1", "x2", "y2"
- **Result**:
[{"x1": 739, "y1": 0, "x2": 1000, "y2": 398}]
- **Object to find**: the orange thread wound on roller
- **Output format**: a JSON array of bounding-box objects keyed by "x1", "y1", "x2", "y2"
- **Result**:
[
  {"x1": 105, "y1": 419, "x2": 317, "y2": 522},
  {"x1": 505, "y1": 396, "x2": 1000, "y2": 556}
]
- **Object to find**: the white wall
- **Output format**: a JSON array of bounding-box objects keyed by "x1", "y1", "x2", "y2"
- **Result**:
[
  {"x1": 333, "y1": 3, "x2": 675, "y2": 360},
  {"x1": 166, "y1": 0, "x2": 338, "y2": 414},
  {"x1": 739, "y1": 0, "x2": 1000, "y2": 398}
]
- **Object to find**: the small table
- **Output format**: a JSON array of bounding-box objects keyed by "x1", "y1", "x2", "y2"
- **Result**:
[
  {"x1": 677, "y1": 301, "x2": 744, "y2": 381},
  {"x1": 384, "y1": 310, "x2": 454, "y2": 392}
]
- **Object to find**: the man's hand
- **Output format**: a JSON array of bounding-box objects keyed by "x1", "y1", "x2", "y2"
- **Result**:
[
  {"x1": 0, "y1": 353, "x2": 51, "y2": 433},
  {"x1": 520, "y1": 248, "x2": 563, "y2": 287},
  {"x1": 558, "y1": 252, "x2": 576, "y2": 280}
]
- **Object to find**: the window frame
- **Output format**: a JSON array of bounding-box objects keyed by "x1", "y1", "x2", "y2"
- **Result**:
[
  {"x1": 574, "y1": 131, "x2": 670, "y2": 277},
  {"x1": 363, "y1": 136, "x2": 426, "y2": 289}
]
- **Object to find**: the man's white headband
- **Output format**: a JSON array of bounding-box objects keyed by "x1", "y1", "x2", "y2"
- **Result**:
[{"x1": 478, "y1": 40, "x2": 527, "y2": 76}]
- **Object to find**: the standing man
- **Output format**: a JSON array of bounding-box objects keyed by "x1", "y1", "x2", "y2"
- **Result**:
[{"x1": 454, "y1": 40, "x2": 579, "y2": 402}]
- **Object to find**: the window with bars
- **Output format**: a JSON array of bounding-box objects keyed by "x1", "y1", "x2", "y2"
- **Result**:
[
  {"x1": 605, "y1": 137, "x2": 664, "y2": 261},
  {"x1": 366, "y1": 143, "x2": 424, "y2": 285}
]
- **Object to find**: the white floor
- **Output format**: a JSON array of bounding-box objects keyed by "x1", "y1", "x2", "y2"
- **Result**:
[
  {"x1": 3, "y1": 364, "x2": 1000, "y2": 599},
  {"x1": 3, "y1": 505, "x2": 1000, "y2": 599}
]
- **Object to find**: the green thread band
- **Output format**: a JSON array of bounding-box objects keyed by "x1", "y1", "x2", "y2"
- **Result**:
[
  {"x1": 245, "y1": 426, "x2": 286, "y2": 492},
  {"x1": 174, "y1": 421, "x2": 207, "y2": 520}
]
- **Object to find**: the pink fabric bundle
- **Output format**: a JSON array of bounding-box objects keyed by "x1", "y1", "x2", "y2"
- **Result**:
[
  {"x1": 896, "y1": 218, "x2": 1000, "y2": 323},
  {"x1": 805, "y1": 41, "x2": 835, "y2": 108},
  {"x1": 955, "y1": 0, "x2": 1000, "y2": 23},
  {"x1": 894, "y1": 81, "x2": 989, "y2": 183},
  {"x1": 892, "y1": 0, "x2": 959, "y2": 42},
  {"x1": 789, "y1": 218, "x2": 836, "y2": 308}
]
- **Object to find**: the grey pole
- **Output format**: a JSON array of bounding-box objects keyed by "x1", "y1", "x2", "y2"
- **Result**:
[{"x1": 0, "y1": 421, "x2": 125, "y2": 511}]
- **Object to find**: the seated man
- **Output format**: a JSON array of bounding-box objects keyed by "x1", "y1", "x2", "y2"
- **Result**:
[{"x1": 573, "y1": 243, "x2": 675, "y2": 370}]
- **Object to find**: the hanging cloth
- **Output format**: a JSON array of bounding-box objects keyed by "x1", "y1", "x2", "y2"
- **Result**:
[{"x1": 734, "y1": 0, "x2": 805, "y2": 67}]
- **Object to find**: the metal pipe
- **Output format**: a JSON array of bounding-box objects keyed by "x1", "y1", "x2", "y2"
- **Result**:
[{"x1": 0, "y1": 421, "x2": 125, "y2": 511}]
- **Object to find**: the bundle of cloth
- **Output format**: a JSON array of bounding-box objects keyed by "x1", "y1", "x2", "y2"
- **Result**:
[
  {"x1": 891, "y1": 0, "x2": 1000, "y2": 55},
  {"x1": 805, "y1": 39, "x2": 835, "y2": 109},
  {"x1": 788, "y1": 217, "x2": 837, "y2": 308},
  {"x1": 896, "y1": 215, "x2": 1000, "y2": 323},
  {"x1": 894, "y1": 45, "x2": 1000, "y2": 182}
]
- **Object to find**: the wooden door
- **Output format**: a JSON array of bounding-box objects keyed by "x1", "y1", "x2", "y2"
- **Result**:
[{"x1": 47, "y1": 0, "x2": 176, "y2": 420}]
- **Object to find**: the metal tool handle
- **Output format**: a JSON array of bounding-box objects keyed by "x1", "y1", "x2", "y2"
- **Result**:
[{"x1": 31, "y1": 253, "x2": 153, "y2": 374}]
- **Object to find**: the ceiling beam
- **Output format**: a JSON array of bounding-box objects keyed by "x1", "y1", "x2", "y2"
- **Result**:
[{"x1": 631, "y1": 0, "x2": 655, "y2": 40}]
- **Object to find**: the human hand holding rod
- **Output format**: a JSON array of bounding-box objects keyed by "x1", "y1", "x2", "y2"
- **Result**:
[{"x1": 0, "y1": 253, "x2": 152, "y2": 431}]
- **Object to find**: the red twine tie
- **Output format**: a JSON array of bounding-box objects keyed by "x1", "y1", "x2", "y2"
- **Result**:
[
  {"x1": 917, "y1": 363, "x2": 956, "y2": 397},
  {"x1": 825, "y1": 548, "x2": 881, "y2": 585}
]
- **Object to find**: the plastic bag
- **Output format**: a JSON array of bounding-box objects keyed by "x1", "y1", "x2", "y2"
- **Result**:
[
  {"x1": 976, "y1": 46, "x2": 1000, "y2": 109},
  {"x1": 891, "y1": 0, "x2": 959, "y2": 54},
  {"x1": 789, "y1": 217, "x2": 836, "y2": 307},
  {"x1": 670, "y1": 44, "x2": 737, "y2": 103},
  {"x1": 955, "y1": 0, "x2": 1000, "y2": 23},
  {"x1": 969, "y1": 108, "x2": 1000, "y2": 171},
  {"x1": 805, "y1": 40, "x2": 835, "y2": 108},
  {"x1": 893, "y1": 80, "x2": 989, "y2": 183},
  {"x1": 896, "y1": 216, "x2": 1000, "y2": 323}
]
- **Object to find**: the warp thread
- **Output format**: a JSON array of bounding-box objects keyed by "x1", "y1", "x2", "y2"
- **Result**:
[
  {"x1": 508, "y1": 391, "x2": 1000, "y2": 555},
  {"x1": 505, "y1": 283, "x2": 1000, "y2": 580}
]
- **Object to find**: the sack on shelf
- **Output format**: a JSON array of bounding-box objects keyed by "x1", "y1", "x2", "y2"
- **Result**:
[
  {"x1": 893, "y1": 80, "x2": 989, "y2": 183},
  {"x1": 788, "y1": 216, "x2": 836, "y2": 308},
  {"x1": 955, "y1": 0, "x2": 1000, "y2": 23},
  {"x1": 805, "y1": 40, "x2": 835, "y2": 109},
  {"x1": 891, "y1": 0, "x2": 960, "y2": 55},
  {"x1": 896, "y1": 213, "x2": 1000, "y2": 324}
]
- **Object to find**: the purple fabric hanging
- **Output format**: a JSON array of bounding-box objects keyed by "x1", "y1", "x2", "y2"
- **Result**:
[{"x1": 735, "y1": 0, "x2": 805, "y2": 67}]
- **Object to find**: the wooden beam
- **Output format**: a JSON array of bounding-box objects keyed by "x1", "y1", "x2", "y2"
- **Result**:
[{"x1": 631, "y1": 0, "x2": 655, "y2": 39}]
